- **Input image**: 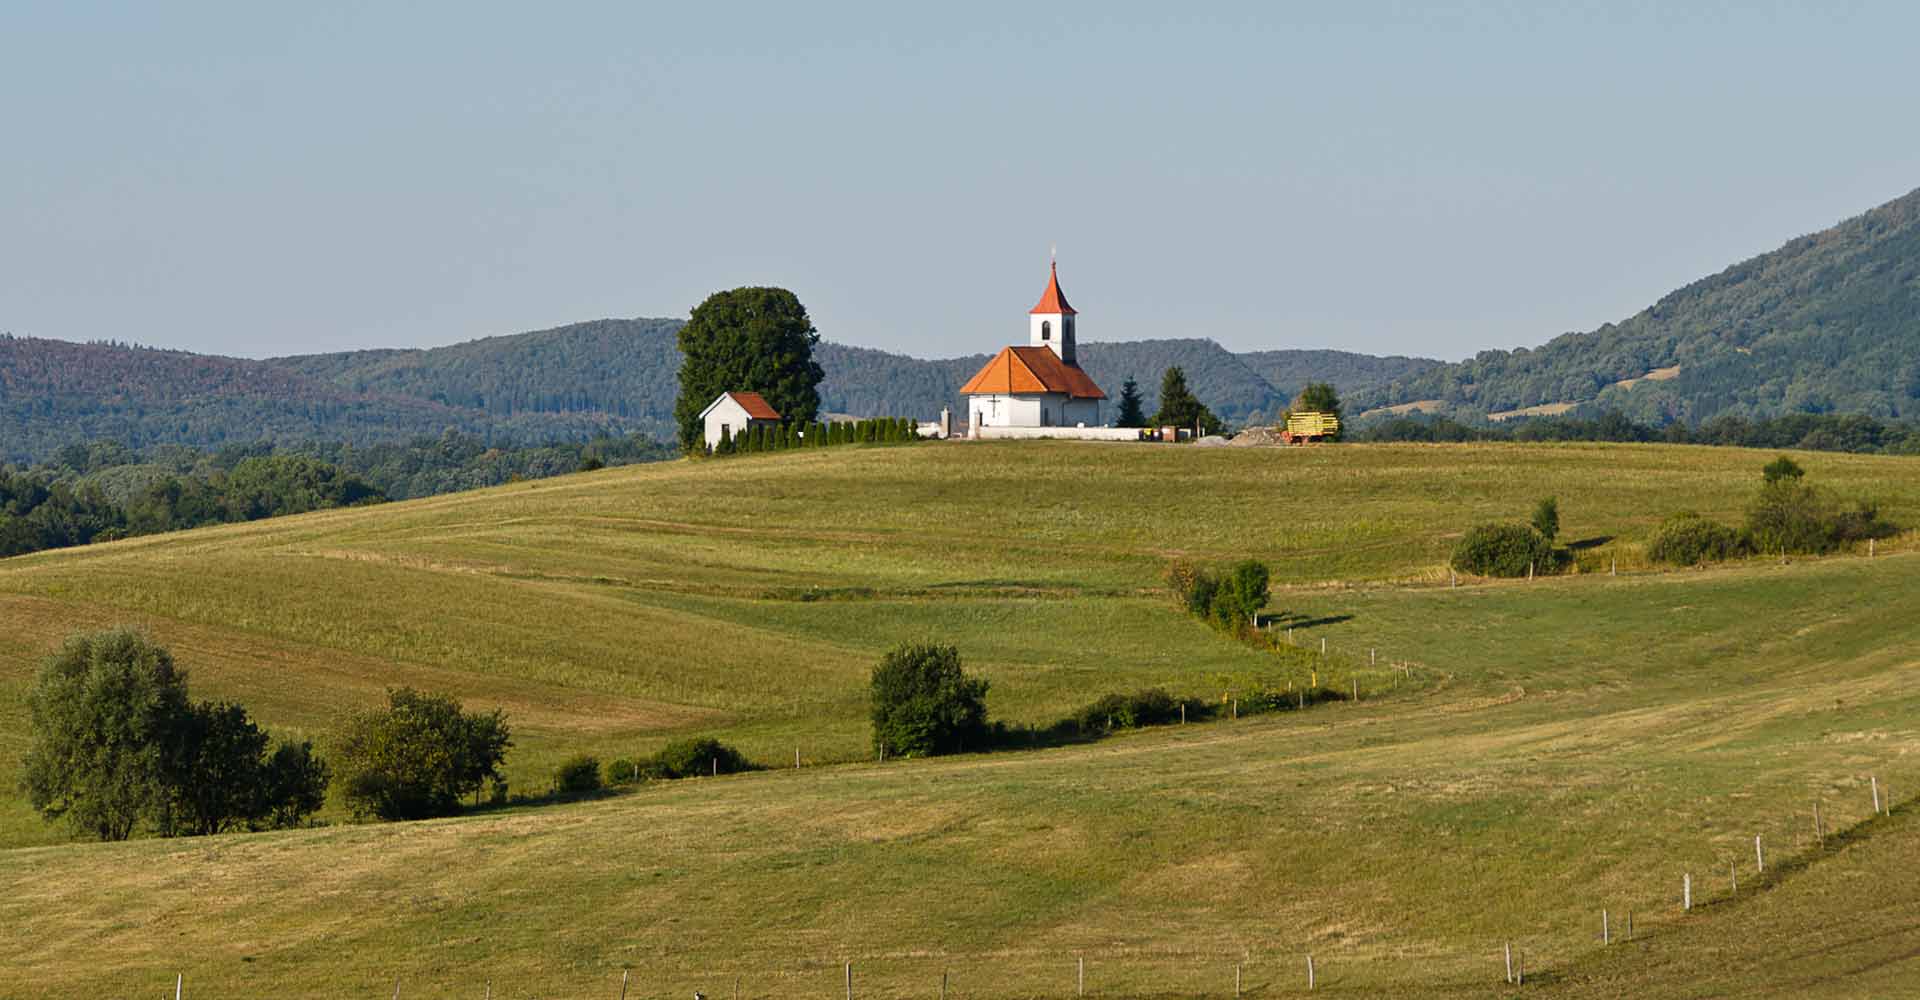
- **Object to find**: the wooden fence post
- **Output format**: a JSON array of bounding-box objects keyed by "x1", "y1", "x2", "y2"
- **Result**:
[
  {"x1": 1307, "y1": 955, "x2": 1315, "y2": 991},
  {"x1": 941, "y1": 970, "x2": 948, "y2": 1000},
  {"x1": 1683, "y1": 872, "x2": 1692, "y2": 911},
  {"x1": 619, "y1": 969, "x2": 629, "y2": 1000},
  {"x1": 1504, "y1": 941, "x2": 1513, "y2": 983},
  {"x1": 1235, "y1": 963, "x2": 1242, "y2": 998},
  {"x1": 1077, "y1": 956, "x2": 1084, "y2": 996},
  {"x1": 1755, "y1": 834, "x2": 1764, "y2": 873},
  {"x1": 1603, "y1": 908, "x2": 1610, "y2": 945},
  {"x1": 1730, "y1": 860, "x2": 1737, "y2": 894},
  {"x1": 845, "y1": 961, "x2": 853, "y2": 1000},
  {"x1": 175, "y1": 973, "x2": 183, "y2": 1000},
  {"x1": 1872, "y1": 776, "x2": 1882, "y2": 815}
]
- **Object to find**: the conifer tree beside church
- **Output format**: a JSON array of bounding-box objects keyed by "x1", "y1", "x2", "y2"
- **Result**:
[
  {"x1": 1151, "y1": 366, "x2": 1221, "y2": 435},
  {"x1": 673, "y1": 287, "x2": 824, "y2": 453},
  {"x1": 1115, "y1": 376, "x2": 1147, "y2": 428}
]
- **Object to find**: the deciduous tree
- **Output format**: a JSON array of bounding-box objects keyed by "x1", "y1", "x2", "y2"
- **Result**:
[{"x1": 672, "y1": 287, "x2": 824, "y2": 453}]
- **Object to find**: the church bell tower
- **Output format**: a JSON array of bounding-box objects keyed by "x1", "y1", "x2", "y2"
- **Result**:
[{"x1": 1028, "y1": 260, "x2": 1078, "y2": 363}]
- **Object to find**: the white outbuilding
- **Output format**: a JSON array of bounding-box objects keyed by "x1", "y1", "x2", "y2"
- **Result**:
[
  {"x1": 699, "y1": 391, "x2": 782, "y2": 451},
  {"x1": 959, "y1": 261, "x2": 1106, "y2": 434}
]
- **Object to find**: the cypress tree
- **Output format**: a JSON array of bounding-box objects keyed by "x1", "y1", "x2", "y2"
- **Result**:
[{"x1": 716, "y1": 425, "x2": 735, "y2": 455}]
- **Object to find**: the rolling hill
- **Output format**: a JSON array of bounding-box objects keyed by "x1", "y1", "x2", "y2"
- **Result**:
[
  {"x1": 1, "y1": 440, "x2": 1916, "y2": 995},
  {"x1": 1361, "y1": 185, "x2": 1920, "y2": 423}
]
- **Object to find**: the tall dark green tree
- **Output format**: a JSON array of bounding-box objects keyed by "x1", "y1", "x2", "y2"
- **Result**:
[
  {"x1": 21, "y1": 630, "x2": 190, "y2": 841},
  {"x1": 673, "y1": 287, "x2": 824, "y2": 453},
  {"x1": 1115, "y1": 375, "x2": 1147, "y2": 428},
  {"x1": 1150, "y1": 367, "x2": 1222, "y2": 435}
]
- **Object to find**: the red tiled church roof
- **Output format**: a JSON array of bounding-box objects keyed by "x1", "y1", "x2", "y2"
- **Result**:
[
  {"x1": 1029, "y1": 261, "x2": 1077, "y2": 316},
  {"x1": 959, "y1": 346, "x2": 1106, "y2": 400}
]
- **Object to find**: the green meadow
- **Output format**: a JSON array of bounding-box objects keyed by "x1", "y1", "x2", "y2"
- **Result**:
[{"x1": 1, "y1": 441, "x2": 1916, "y2": 996}]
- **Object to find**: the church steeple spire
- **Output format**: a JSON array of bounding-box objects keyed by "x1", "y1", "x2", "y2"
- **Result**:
[
  {"x1": 1028, "y1": 259, "x2": 1078, "y2": 363},
  {"x1": 1030, "y1": 260, "x2": 1077, "y2": 316}
]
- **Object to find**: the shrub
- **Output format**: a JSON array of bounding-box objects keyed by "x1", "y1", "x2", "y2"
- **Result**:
[
  {"x1": 869, "y1": 642, "x2": 990, "y2": 758},
  {"x1": 553, "y1": 754, "x2": 604, "y2": 797},
  {"x1": 1165, "y1": 559, "x2": 1214, "y2": 615},
  {"x1": 1647, "y1": 513, "x2": 1753, "y2": 565},
  {"x1": 331, "y1": 688, "x2": 512, "y2": 821},
  {"x1": 606, "y1": 757, "x2": 638, "y2": 784},
  {"x1": 1762, "y1": 455, "x2": 1804, "y2": 483},
  {"x1": 1531, "y1": 496, "x2": 1560, "y2": 543},
  {"x1": 1167, "y1": 559, "x2": 1271, "y2": 634},
  {"x1": 1071, "y1": 688, "x2": 1185, "y2": 736},
  {"x1": 643, "y1": 737, "x2": 753, "y2": 779},
  {"x1": 1451, "y1": 522, "x2": 1554, "y2": 577},
  {"x1": 1212, "y1": 560, "x2": 1271, "y2": 632}
]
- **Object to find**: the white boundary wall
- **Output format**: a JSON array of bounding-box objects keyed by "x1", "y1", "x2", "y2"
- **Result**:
[{"x1": 974, "y1": 426, "x2": 1142, "y2": 442}]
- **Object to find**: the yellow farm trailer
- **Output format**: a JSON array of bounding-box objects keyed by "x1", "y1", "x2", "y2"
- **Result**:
[{"x1": 1281, "y1": 411, "x2": 1340, "y2": 444}]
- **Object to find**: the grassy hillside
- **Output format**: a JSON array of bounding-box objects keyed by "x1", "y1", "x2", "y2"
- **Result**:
[{"x1": 1, "y1": 441, "x2": 1916, "y2": 996}]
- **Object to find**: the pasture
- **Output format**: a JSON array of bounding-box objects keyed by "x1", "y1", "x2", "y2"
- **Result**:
[{"x1": 1, "y1": 441, "x2": 1916, "y2": 996}]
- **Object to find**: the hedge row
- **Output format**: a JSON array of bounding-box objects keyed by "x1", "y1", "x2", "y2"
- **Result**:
[{"x1": 712, "y1": 417, "x2": 919, "y2": 455}]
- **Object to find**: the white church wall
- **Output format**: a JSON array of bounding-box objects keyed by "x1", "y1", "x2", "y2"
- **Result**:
[
  {"x1": 1063, "y1": 398, "x2": 1101, "y2": 426},
  {"x1": 971, "y1": 394, "x2": 1047, "y2": 429}
]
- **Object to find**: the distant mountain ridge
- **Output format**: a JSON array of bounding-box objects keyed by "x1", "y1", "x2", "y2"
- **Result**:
[
  {"x1": 2, "y1": 324, "x2": 1425, "y2": 462},
  {"x1": 1359, "y1": 185, "x2": 1920, "y2": 422}
]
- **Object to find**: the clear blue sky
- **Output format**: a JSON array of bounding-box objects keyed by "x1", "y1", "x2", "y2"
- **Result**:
[{"x1": 5, "y1": 2, "x2": 1918, "y2": 362}]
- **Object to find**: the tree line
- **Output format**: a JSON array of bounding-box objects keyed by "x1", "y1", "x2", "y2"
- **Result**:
[
  {"x1": 1355, "y1": 410, "x2": 1920, "y2": 456},
  {"x1": 0, "y1": 431, "x2": 671, "y2": 560}
]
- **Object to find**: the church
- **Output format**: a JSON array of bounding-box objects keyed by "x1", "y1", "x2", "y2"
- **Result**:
[{"x1": 958, "y1": 261, "x2": 1108, "y2": 435}]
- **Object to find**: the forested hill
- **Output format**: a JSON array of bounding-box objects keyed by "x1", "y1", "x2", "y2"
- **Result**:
[
  {"x1": 2, "y1": 319, "x2": 1423, "y2": 462},
  {"x1": 286, "y1": 325, "x2": 1434, "y2": 433},
  {"x1": 0, "y1": 335, "x2": 627, "y2": 463},
  {"x1": 1359, "y1": 185, "x2": 1920, "y2": 423}
]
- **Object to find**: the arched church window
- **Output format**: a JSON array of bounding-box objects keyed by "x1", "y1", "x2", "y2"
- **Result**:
[{"x1": 1041, "y1": 321, "x2": 1051, "y2": 341}]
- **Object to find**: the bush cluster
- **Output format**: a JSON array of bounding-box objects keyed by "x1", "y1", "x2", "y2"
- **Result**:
[
  {"x1": 1450, "y1": 522, "x2": 1557, "y2": 577},
  {"x1": 1647, "y1": 513, "x2": 1753, "y2": 566},
  {"x1": 1745, "y1": 459, "x2": 1897, "y2": 554},
  {"x1": 641, "y1": 736, "x2": 756, "y2": 779},
  {"x1": 1166, "y1": 559, "x2": 1271, "y2": 634},
  {"x1": 331, "y1": 688, "x2": 512, "y2": 821},
  {"x1": 713, "y1": 417, "x2": 919, "y2": 456},
  {"x1": 21, "y1": 630, "x2": 330, "y2": 841},
  {"x1": 553, "y1": 754, "x2": 604, "y2": 798},
  {"x1": 1068, "y1": 688, "x2": 1188, "y2": 736}
]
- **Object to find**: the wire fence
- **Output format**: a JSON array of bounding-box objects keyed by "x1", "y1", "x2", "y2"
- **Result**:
[{"x1": 141, "y1": 780, "x2": 1904, "y2": 998}]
